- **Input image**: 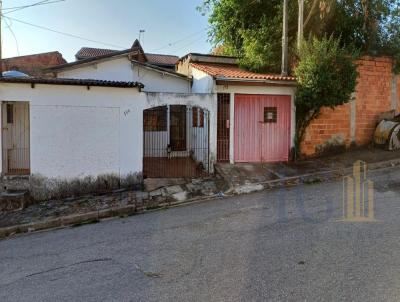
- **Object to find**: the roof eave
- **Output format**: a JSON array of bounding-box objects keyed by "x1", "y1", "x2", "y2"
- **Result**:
[
  {"x1": 0, "y1": 77, "x2": 144, "y2": 89},
  {"x1": 45, "y1": 50, "x2": 134, "y2": 73},
  {"x1": 131, "y1": 60, "x2": 192, "y2": 81},
  {"x1": 215, "y1": 77, "x2": 297, "y2": 86}
]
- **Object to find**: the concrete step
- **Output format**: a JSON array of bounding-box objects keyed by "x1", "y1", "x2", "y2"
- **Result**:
[{"x1": 0, "y1": 190, "x2": 31, "y2": 212}]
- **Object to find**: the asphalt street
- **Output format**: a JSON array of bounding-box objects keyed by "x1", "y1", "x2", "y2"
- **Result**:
[{"x1": 1, "y1": 166, "x2": 400, "y2": 301}]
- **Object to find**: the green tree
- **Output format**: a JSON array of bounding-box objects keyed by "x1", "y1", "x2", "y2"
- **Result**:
[
  {"x1": 294, "y1": 36, "x2": 358, "y2": 154},
  {"x1": 199, "y1": 0, "x2": 400, "y2": 72}
]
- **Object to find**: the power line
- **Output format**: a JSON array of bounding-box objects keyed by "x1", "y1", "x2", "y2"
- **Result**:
[
  {"x1": 170, "y1": 35, "x2": 208, "y2": 53},
  {"x1": 1, "y1": 13, "x2": 208, "y2": 57},
  {"x1": 3, "y1": 0, "x2": 50, "y2": 10},
  {"x1": 3, "y1": 0, "x2": 65, "y2": 14},
  {"x1": 149, "y1": 28, "x2": 207, "y2": 53},
  {"x1": 2, "y1": 15, "x2": 129, "y2": 49},
  {"x1": 4, "y1": 18, "x2": 20, "y2": 55}
]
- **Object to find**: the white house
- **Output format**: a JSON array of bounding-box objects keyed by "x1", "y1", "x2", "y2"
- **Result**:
[
  {"x1": 176, "y1": 53, "x2": 297, "y2": 164},
  {"x1": 47, "y1": 41, "x2": 298, "y2": 165},
  {"x1": 0, "y1": 77, "x2": 216, "y2": 198},
  {"x1": 0, "y1": 39, "x2": 299, "y2": 201}
]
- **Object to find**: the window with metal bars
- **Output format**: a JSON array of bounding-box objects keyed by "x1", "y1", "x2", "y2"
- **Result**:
[
  {"x1": 264, "y1": 107, "x2": 277, "y2": 123},
  {"x1": 192, "y1": 107, "x2": 204, "y2": 128},
  {"x1": 143, "y1": 106, "x2": 167, "y2": 131}
]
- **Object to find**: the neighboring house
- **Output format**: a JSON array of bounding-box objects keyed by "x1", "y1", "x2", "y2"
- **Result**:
[
  {"x1": 177, "y1": 53, "x2": 297, "y2": 164},
  {"x1": 46, "y1": 40, "x2": 191, "y2": 93},
  {"x1": 0, "y1": 51, "x2": 66, "y2": 77},
  {"x1": 75, "y1": 45, "x2": 179, "y2": 70}
]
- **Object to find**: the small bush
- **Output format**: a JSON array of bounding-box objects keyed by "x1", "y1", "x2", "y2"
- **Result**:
[{"x1": 294, "y1": 35, "x2": 358, "y2": 156}]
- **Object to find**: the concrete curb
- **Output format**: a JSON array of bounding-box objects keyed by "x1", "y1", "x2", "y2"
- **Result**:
[
  {"x1": 230, "y1": 158, "x2": 400, "y2": 195},
  {"x1": 0, "y1": 205, "x2": 138, "y2": 239},
  {"x1": 0, "y1": 194, "x2": 221, "y2": 240},
  {"x1": 1, "y1": 158, "x2": 399, "y2": 240}
]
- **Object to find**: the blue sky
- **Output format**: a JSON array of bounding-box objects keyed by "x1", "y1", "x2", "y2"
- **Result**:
[{"x1": 2, "y1": 0, "x2": 212, "y2": 62}]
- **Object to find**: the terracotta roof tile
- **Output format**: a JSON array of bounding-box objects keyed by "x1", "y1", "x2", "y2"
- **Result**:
[
  {"x1": 76, "y1": 47, "x2": 178, "y2": 66},
  {"x1": 191, "y1": 62, "x2": 296, "y2": 81},
  {"x1": 144, "y1": 53, "x2": 179, "y2": 65},
  {"x1": 75, "y1": 47, "x2": 117, "y2": 59}
]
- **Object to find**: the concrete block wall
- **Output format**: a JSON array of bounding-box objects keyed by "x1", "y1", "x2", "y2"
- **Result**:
[{"x1": 301, "y1": 56, "x2": 395, "y2": 156}]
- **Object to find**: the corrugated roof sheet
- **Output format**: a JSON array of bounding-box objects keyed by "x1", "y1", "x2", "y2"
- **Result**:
[
  {"x1": 0, "y1": 77, "x2": 144, "y2": 88},
  {"x1": 191, "y1": 63, "x2": 296, "y2": 81}
]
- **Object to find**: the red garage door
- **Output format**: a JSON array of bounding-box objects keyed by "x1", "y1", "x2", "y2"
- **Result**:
[{"x1": 234, "y1": 94, "x2": 291, "y2": 163}]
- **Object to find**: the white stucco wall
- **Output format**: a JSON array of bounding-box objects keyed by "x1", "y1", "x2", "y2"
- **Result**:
[
  {"x1": 0, "y1": 83, "x2": 145, "y2": 179},
  {"x1": 191, "y1": 68, "x2": 215, "y2": 93},
  {"x1": 31, "y1": 105, "x2": 120, "y2": 178},
  {"x1": 0, "y1": 83, "x2": 216, "y2": 180},
  {"x1": 57, "y1": 57, "x2": 192, "y2": 93},
  {"x1": 57, "y1": 57, "x2": 132, "y2": 82}
]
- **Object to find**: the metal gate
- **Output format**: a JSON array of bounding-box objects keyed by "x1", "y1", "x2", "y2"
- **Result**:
[
  {"x1": 143, "y1": 105, "x2": 210, "y2": 178},
  {"x1": 234, "y1": 94, "x2": 291, "y2": 162},
  {"x1": 2, "y1": 102, "x2": 30, "y2": 175},
  {"x1": 217, "y1": 93, "x2": 230, "y2": 162}
]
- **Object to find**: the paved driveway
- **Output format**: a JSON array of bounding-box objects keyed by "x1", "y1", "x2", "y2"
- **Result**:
[{"x1": 1, "y1": 166, "x2": 400, "y2": 301}]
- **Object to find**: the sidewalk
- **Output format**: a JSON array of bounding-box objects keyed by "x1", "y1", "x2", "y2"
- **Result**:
[
  {"x1": 1, "y1": 147, "x2": 399, "y2": 238},
  {"x1": 216, "y1": 147, "x2": 400, "y2": 193}
]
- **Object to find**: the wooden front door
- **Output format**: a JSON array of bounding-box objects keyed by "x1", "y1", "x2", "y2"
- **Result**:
[
  {"x1": 2, "y1": 102, "x2": 30, "y2": 174},
  {"x1": 217, "y1": 93, "x2": 230, "y2": 162},
  {"x1": 169, "y1": 105, "x2": 187, "y2": 151},
  {"x1": 234, "y1": 94, "x2": 291, "y2": 163}
]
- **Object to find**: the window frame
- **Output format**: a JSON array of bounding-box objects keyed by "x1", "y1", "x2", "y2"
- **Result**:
[{"x1": 263, "y1": 107, "x2": 277, "y2": 123}]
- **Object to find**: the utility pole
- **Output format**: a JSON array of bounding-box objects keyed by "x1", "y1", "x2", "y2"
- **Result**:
[
  {"x1": 297, "y1": 0, "x2": 304, "y2": 50},
  {"x1": 281, "y1": 0, "x2": 289, "y2": 76}
]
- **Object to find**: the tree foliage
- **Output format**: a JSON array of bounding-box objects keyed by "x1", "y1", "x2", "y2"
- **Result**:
[
  {"x1": 200, "y1": 0, "x2": 400, "y2": 72},
  {"x1": 294, "y1": 36, "x2": 358, "y2": 153}
]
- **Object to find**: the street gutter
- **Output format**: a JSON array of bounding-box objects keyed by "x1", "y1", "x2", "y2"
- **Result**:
[{"x1": 1, "y1": 157, "x2": 400, "y2": 240}]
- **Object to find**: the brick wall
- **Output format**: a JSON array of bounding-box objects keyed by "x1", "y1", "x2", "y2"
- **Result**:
[
  {"x1": 1, "y1": 51, "x2": 66, "y2": 77},
  {"x1": 301, "y1": 56, "x2": 395, "y2": 156}
]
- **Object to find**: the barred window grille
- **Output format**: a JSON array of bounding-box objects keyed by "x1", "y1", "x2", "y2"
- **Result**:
[
  {"x1": 144, "y1": 106, "x2": 167, "y2": 131},
  {"x1": 264, "y1": 107, "x2": 277, "y2": 123}
]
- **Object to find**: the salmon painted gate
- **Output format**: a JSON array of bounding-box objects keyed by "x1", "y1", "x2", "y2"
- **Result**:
[
  {"x1": 143, "y1": 105, "x2": 210, "y2": 178},
  {"x1": 234, "y1": 94, "x2": 291, "y2": 163}
]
